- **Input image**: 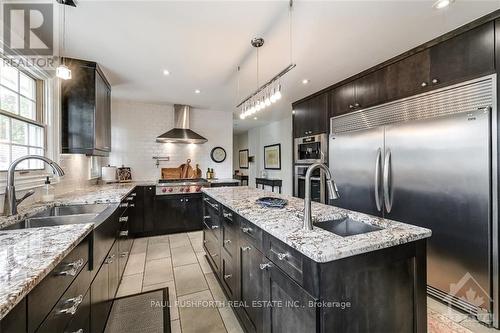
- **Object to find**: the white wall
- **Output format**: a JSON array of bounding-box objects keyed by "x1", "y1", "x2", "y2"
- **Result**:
[
  {"x1": 110, "y1": 100, "x2": 233, "y2": 181},
  {"x1": 234, "y1": 116, "x2": 293, "y2": 195}
]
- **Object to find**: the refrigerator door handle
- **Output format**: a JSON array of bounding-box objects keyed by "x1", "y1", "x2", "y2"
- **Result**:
[
  {"x1": 374, "y1": 148, "x2": 382, "y2": 212},
  {"x1": 383, "y1": 149, "x2": 393, "y2": 213}
]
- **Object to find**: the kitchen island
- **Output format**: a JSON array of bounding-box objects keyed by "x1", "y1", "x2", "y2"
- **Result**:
[{"x1": 202, "y1": 186, "x2": 431, "y2": 333}]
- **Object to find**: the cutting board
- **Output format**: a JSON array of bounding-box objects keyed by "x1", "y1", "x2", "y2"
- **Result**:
[{"x1": 161, "y1": 168, "x2": 182, "y2": 179}]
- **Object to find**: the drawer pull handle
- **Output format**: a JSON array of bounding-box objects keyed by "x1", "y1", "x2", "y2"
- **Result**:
[
  {"x1": 120, "y1": 251, "x2": 128, "y2": 258},
  {"x1": 58, "y1": 258, "x2": 84, "y2": 276},
  {"x1": 242, "y1": 246, "x2": 251, "y2": 251},
  {"x1": 58, "y1": 295, "x2": 83, "y2": 315},
  {"x1": 277, "y1": 253, "x2": 290, "y2": 261},
  {"x1": 129, "y1": 203, "x2": 135, "y2": 207},
  {"x1": 259, "y1": 263, "x2": 272, "y2": 270},
  {"x1": 119, "y1": 203, "x2": 128, "y2": 208},
  {"x1": 241, "y1": 227, "x2": 252, "y2": 234},
  {"x1": 224, "y1": 274, "x2": 232, "y2": 279},
  {"x1": 119, "y1": 216, "x2": 129, "y2": 222},
  {"x1": 131, "y1": 193, "x2": 137, "y2": 197},
  {"x1": 119, "y1": 230, "x2": 129, "y2": 237},
  {"x1": 211, "y1": 225, "x2": 219, "y2": 230},
  {"x1": 126, "y1": 197, "x2": 134, "y2": 201},
  {"x1": 203, "y1": 215, "x2": 211, "y2": 220},
  {"x1": 212, "y1": 253, "x2": 218, "y2": 257},
  {"x1": 70, "y1": 329, "x2": 84, "y2": 333},
  {"x1": 223, "y1": 212, "x2": 232, "y2": 219},
  {"x1": 105, "y1": 254, "x2": 116, "y2": 264},
  {"x1": 224, "y1": 239, "x2": 231, "y2": 244}
]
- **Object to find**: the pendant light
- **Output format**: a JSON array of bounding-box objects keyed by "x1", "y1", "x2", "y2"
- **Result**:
[
  {"x1": 56, "y1": 4, "x2": 71, "y2": 80},
  {"x1": 237, "y1": 1, "x2": 295, "y2": 119}
]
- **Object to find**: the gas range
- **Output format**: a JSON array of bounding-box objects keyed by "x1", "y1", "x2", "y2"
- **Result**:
[{"x1": 156, "y1": 178, "x2": 209, "y2": 195}]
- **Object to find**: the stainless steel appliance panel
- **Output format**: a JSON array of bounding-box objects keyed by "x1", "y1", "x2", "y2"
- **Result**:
[
  {"x1": 329, "y1": 127, "x2": 384, "y2": 217},
  {"x1": 384, "y1": 108, "x2": 492, "y2": 313},
  {"x1": 294, "y1": 134, "x2": 327, "y2": 164}
]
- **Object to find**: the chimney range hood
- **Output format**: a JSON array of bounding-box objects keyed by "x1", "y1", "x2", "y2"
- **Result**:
[{"x1": 156, "y1": 105, "x2": 207, "y2": 144}]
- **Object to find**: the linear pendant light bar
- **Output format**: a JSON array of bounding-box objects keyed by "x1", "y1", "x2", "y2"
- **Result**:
[{"x1": 236, "y1": 63, "x2": 296, "y2": 108}]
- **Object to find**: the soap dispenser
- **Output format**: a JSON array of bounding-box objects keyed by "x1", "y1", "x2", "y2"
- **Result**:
[{"x1": 41, "y1": 176, "x2": 55, "y2": 202}]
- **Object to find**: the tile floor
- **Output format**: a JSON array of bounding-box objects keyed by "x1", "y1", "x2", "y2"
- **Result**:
[{"x1": 117, "y1": 232, "x2": 497, "y2": 333}]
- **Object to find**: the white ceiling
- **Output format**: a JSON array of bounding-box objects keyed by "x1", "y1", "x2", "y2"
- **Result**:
[{"x1": 62, "y1": 1, "x2": 500, "y2": 134}]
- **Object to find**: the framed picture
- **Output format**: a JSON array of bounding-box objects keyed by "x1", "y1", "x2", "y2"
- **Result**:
[
  {"x1": 264, "y1": 144, "x2": 281, "y2": 170},
  {"x1": 239, "y1": 149, "x2": 249, "y2": 169}
]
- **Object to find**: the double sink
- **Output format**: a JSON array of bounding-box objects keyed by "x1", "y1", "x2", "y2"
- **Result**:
[{"x1": 3, "y1": 204, "x2": 110, "y2": 230}]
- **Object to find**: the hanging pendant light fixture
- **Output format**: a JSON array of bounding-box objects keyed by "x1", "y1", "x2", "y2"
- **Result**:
[
  {"x1": 56, "y1": 4, "x2": 71, "y2": 80},
  {"x1": 238, "y1": 0, "x2": 295, "y2": 120}
]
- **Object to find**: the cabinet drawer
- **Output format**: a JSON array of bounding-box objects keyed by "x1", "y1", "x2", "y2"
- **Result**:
[
  {"x1": 265, "y1": 235, "x2": 304, "y2": 286},
  {"x1": 221, "y1": 254, "x2": 237, "y2": 300},
  {"x1": 203, "y1": 230, "x2": 220, "y2": 271},
  {"x1": 203, "y1": 196, "x2": 220, "y2": 214},
  {"x1": 28, "y1": 237, "x2": 89, "y2": 333},
  {"x1": 35, "y1": 263, "x2": 91, "y2": 333},
  {"x1": 239, "y1": 219, "x2": 262, "y2": 251},
  {"x1": 222, "y1": 225, "x2": 237, "y2": 260}
]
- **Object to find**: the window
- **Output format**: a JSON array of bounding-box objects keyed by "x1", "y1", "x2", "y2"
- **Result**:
[{"x1": 0, "y1": 63, "x2": 44, "y2": 171}]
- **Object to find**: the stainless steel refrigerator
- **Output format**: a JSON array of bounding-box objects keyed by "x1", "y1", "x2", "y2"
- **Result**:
[{"x1": 328, "y1": 75, "x2": 499, "y2": 326}]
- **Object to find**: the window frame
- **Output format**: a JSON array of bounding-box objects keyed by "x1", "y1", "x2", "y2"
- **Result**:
[{"x1": 0, "y1": 65, "x2": 46, "y2": 172}]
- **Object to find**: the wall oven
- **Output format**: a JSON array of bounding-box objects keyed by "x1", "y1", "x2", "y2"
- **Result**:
[
  {"x1": 294, "y1": 133, "x2": 327, "y2": 164},
  {"x1": 294, "y1": 165, "x2": 325, "y2": 203}
]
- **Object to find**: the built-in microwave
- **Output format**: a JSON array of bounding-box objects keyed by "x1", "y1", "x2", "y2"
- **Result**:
[{"x1": 294, "y1": 133, "x2": 327, "y2": 164}]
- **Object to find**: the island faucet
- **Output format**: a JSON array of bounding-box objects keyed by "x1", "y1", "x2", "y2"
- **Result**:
[
  {"x1": 3, "y1": 155, "x2": 65, "y2": 216},
  {"x1": 304, "y1": 162, "x2": 340, "y2": 230}
]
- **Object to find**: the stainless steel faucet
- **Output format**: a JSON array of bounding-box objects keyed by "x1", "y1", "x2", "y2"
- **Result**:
[
  {"x1": 303, "y1": 163, "x2": 340, "y2": 230},
  {"x1": 3, "y1": 155, "x2": 65, "y2": 216}
]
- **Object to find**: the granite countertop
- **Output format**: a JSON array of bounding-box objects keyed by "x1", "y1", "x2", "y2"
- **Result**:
[
  {"x1": 0, "y1": 224, "x2": 93, "y2": 320},
  {"x1": 202, "y1": 186, "x2": 431, "y2": 263},
  {"x1": 0, "y1": 182, "x2": 147, "y2": 320}
]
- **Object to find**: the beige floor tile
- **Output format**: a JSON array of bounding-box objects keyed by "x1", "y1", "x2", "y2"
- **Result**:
[
  {"x1": 143, "y1": 257, "x2": 174, "y2": 286},
  {"x1": 116, "y1": 273, "x2": 143, "y2": 297},
  {"x1": 189, "y1": 236, "x2": 204, "y2": 253},
  {"x1": 427, "y1": 297, "x2": 468, "y2": 323},
  {"x1": 169, "y1": 233, "x2": 191, "y2": 248},
  {"x1": 174, "y1": 263, "x2": 208, "y2": 296},
  {"x1": 170, "y1": 319, "x2": 181, "y2": 333},
  {"x1": 459, "y1": 317, "x2": 496, "y2": 333},
  {"x1": 149, "y1": 235, "x2": 170, "y2": 245},
  {"x1": 205, "y1": 272, "x2": 227, "y2": 302},
  {"x1": 187, "y1": 231, "x2": 203, "y2": 240},
  {"x1": 147, "y1": 242, "x2": 171, "y2": 260},
  {"x1": 171, "y1": 245, "x2": 198, "y2": 267},
  {"x1": 178, "y1": 290, "x2": 226, "y2": 333},
  {"x1": 219, "y1": 307, "x2": 244, "y2": 333},
  {"x1": 196, "y1": 252, "x2": 213, "y2": 274},
  {"x1": 123, "y1": 253, "x2": 146, "y2": 276},
  {"x1": 142, "y1": 281, "x2": 179, "y2": 320},
  {"x1": 130, "y1": 238, "x2": 148, "y2": 254}
]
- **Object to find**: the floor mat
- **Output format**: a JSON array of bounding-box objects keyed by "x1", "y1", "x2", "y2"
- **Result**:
[
  {"x1": 105, "y1": 288, "x2": 170, "y2": 333},
  {"x1": 428, "y1": 309, "x2": 473, "y2": 333}
]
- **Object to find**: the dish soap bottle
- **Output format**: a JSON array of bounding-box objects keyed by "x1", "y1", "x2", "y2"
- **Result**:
[{"x1": 41, "y1": 176, "x2": 55, "y2": 202}]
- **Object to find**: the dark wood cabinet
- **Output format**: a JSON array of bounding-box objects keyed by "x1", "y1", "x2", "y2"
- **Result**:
[
  {"x1": 0, "y1": 298, "x2": 26, "y2": 333},
  {"x1": 293, "y1": 93, "x2": 328, "y2": 138},
  {"x1": 107, "y1": 242, "x2": 120, "y2": 300},
  {"x1": 154, "y1": 194, "x2": 203, "y2": 234},
  {"x1": 430, "y1": 22, "x2": 495, "y2": 88},
  {"x1": 329, "y1": 82, "x2": 355, "y2": 118},
  {"x1": 354, "y1": 68, "x2": 388, "y2": 109},
  {"x1": 263, "y1": 264, "x2": 318, "y2": 333},
  {"x1": 385, "y1": 50, "x2": 431, "y2": 101},
  {"x1": 143, "y1": 186, "x2": 155, "y2": 233},
  {"x1": 238, "y1": 238, "x2": 266, "y2": 333},
  {"x1": 90, "y1": 261, "x2": 110, "y2": 333},
  {"x1": 131, "y1": 188, "x2": 145, "y2": 234},
  {"x1": 61, "y1": 57, "x2": 111, "y2": 156}
]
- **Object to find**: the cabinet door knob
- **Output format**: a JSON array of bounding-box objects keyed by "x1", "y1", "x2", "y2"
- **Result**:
[
  {"x1": 211, "y1": 225, "x2": 219, "y2": 230},
  {"x1": 224, "y1": 274, "x2": 232, "y2": 279},
  {"x1": 349, "y1": 104, "x2": 354, "y2": 109},
  {"x1": 432, "y1": 78, "x2": 439, "y2": 84},
  {"x1": 241, "y1": 227, "x2": 252, "y2": 234},
  {"x1": 421, "y1": 82, "x2": 428, "y2": 87},
  {"x1": 259, "y1": 262, "x2": 272, "y2": 270},
  {"x1": 242, "y1": 246, "x2": 251, "y2": 251},
  {"x1": 224, "y1": 239, "x2": 231, "y2": 244},
  {"x1": 58, "y1": 295, "x2": 84, "y2": 315}
]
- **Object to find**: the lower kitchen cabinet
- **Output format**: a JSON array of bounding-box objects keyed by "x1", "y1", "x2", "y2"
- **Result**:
[
  {"x1": 0, "y1": 298, "x2": 26, "y2": 333},
  {"x1": 91, "y1": 260, "x2": 110, "y2": 333},
  {"x1": 107, "y1": 242, "x2": 120, "y2": 300},
  {"x1": 154, "y1": 194, "x2": 203, "y2": 234}
]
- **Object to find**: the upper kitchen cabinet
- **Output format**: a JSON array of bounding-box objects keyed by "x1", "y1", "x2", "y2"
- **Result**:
[
  {"x1": 329, "y1": 82, "x2": 355, "y2": 118},
  {"x1": 385, "y1": 50, "x2": 431, "y2": 101},
  {"x1": 353, "y1": 68, "x2": 388, "y2": 110},
  {"x1": 430, "y1": 22, "x2": 495, "y2": 88},
  {"x1": 292, "y1": 93, "x2": 328, "y2": 138},
  {"x1": 61, "y1": 58, "x2": 112, "y2": 156}
]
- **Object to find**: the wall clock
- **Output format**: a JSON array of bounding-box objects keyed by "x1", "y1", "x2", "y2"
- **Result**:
[{"x1": 210, "y1": 147, "x2": 226, "y2": 163}]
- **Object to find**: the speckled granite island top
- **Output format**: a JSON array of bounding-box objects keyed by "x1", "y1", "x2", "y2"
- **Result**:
[
  {"x1": 202, "y1": 186, "x2": 431, "y2": 263},
  {"x1": 0, "y1": 224, "x2": 93, "y2": 320}
]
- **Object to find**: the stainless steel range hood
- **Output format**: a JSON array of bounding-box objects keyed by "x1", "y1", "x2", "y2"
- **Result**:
[{"x1": 156, "y1": 105, "x2": 207, "y2": 144}]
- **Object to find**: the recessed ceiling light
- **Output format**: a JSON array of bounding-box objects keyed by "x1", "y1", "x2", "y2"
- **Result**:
[
  {"x1": 253, "y1": 117, "x2": 258, "y2": 120},
  {"x1": 195, "y1": 89, "x2": 201, "y2": 94},
  {"x1": 302, "y1": 79, "x2": 310, "y2": 84},
  {"x1": 433, "y1": 0, "x2": 454, "y2": 9},
  {"x1": 163, "y1": 69, "x2": 170, "y2": 76}
]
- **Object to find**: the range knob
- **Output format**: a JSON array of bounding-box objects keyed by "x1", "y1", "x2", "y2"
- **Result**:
[
  {"x1": 185, "y1": 187, "x2": 191, "y2": 192},
  {"x1": 168, "y1": 188, "x2": 173, "y2": 192},
  {"x1": 196, "y1": 186, "x2": 202, "y2": 192},
  {"x1": 179, "y1": 187, "x2": 184, "y2": 192},
  {"x1": 161, "y1": 188, "x2": 167, "y2": 193}
]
